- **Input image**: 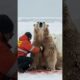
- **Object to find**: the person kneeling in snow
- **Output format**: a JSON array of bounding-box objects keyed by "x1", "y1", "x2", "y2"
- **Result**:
[{"x1": 18, "y1": 32, "x2": 43, "y2": 72}]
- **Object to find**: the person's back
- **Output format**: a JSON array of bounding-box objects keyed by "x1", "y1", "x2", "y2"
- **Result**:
[{"x1": 0, "y1": 15, "x2": 17, "y2": 79}]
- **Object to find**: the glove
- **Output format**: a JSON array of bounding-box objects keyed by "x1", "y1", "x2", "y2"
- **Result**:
[
  {"x1": 40, "y1": 46, "x2": 43, "y2": 51},
  {"x1": 32, "y1": 47, "x2": 40, "y2": 55}
]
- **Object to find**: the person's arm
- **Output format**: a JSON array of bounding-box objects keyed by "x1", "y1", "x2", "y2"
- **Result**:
[
  {"x1": 23, "y1": 40, "x2": 43, "y2": 55},
  {"x1": 30, "y1": 46, "x2": 40, "y2": 54}
]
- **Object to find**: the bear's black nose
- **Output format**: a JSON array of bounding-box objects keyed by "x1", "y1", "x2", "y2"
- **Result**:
[{"x1": 39, "y1": 22, "x2": 43, "y2": 27}]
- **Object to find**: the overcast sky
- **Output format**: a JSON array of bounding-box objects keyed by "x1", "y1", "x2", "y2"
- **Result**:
[{"x1": 18, "y1": 0, "x2": 62, "y2": 18}]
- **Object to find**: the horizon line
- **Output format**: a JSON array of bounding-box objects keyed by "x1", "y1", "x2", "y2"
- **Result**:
[{"x1": 18, "y1": 17, "x2": 62, "y2": 22}]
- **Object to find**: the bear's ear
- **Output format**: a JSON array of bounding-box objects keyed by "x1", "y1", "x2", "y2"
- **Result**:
[
  {"x1": 45, "y1": 26, "x2": 48, "y2": 31},
  {"x1": 37, "y1": 22, "x2": 39, "y2": 24},
  {"x1": 43, "y1": 24, "x2": 49, "y2": 29},
  {"x1": 33, "y1": 24, "x2": 35, "y2": 27}
]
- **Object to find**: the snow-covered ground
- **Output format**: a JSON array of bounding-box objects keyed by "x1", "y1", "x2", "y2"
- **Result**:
[{"x1": 18, "y1": 70, "x2": 62, "y2": 80}]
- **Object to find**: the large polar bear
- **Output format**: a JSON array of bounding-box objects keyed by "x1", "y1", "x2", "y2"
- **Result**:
[{"x1": 29, "y1": 22, "x2": 62, "y2": 70}]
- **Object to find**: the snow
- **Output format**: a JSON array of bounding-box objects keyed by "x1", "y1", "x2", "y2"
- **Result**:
[{"x1": 18, "y1": 70, "x2": 62, "y2": 80}]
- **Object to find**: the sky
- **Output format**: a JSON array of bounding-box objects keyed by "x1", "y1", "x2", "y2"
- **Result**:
[
  {"x1": 18, "y1": 0, "x2": 62, "y2": 18},
  {"x1": 18, "y1": 0, "x2": 62, "y2": 37}
]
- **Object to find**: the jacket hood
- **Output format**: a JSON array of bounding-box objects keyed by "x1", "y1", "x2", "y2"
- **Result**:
[{"x1": 19, "y1": 34, "x2": 29, "y2": 41}]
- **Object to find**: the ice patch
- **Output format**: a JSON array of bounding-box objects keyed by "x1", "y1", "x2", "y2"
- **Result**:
[{"x1": 18, "y1": 71, "x2": 62, "y2": 80}]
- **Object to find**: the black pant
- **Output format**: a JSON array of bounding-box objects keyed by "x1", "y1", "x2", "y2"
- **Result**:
[{"x1": 18, "y1": 56, "x2": 33, "y2": 72}]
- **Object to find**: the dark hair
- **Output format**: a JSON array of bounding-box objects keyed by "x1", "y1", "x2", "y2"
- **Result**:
[
  {"x1": 0, "y1": 14, "x2": 14, "y2": 33},
  {"x1": 25, "y1": 32, "x2": 32, "y2": 39}
]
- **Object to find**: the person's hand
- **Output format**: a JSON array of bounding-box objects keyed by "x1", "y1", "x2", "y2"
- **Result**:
[
  {"x1": 32, "y1": 47, "x2": 40, "y2": 55},
  {"x1": 32, "y1": 46, "x2": 44, "y2": 55},
  {"x1": 40, "y1": 46, "x2": 44, "y2": 52}
]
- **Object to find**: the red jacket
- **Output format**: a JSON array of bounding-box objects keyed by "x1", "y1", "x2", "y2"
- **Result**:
[{"x1": 18, "y1": 34, "x2": 40, "y2": 57}]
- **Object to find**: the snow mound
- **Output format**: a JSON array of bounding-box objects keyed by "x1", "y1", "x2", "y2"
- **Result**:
[{"x1": 18, "y1": 70, "x2": 62, "y2": 80}]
